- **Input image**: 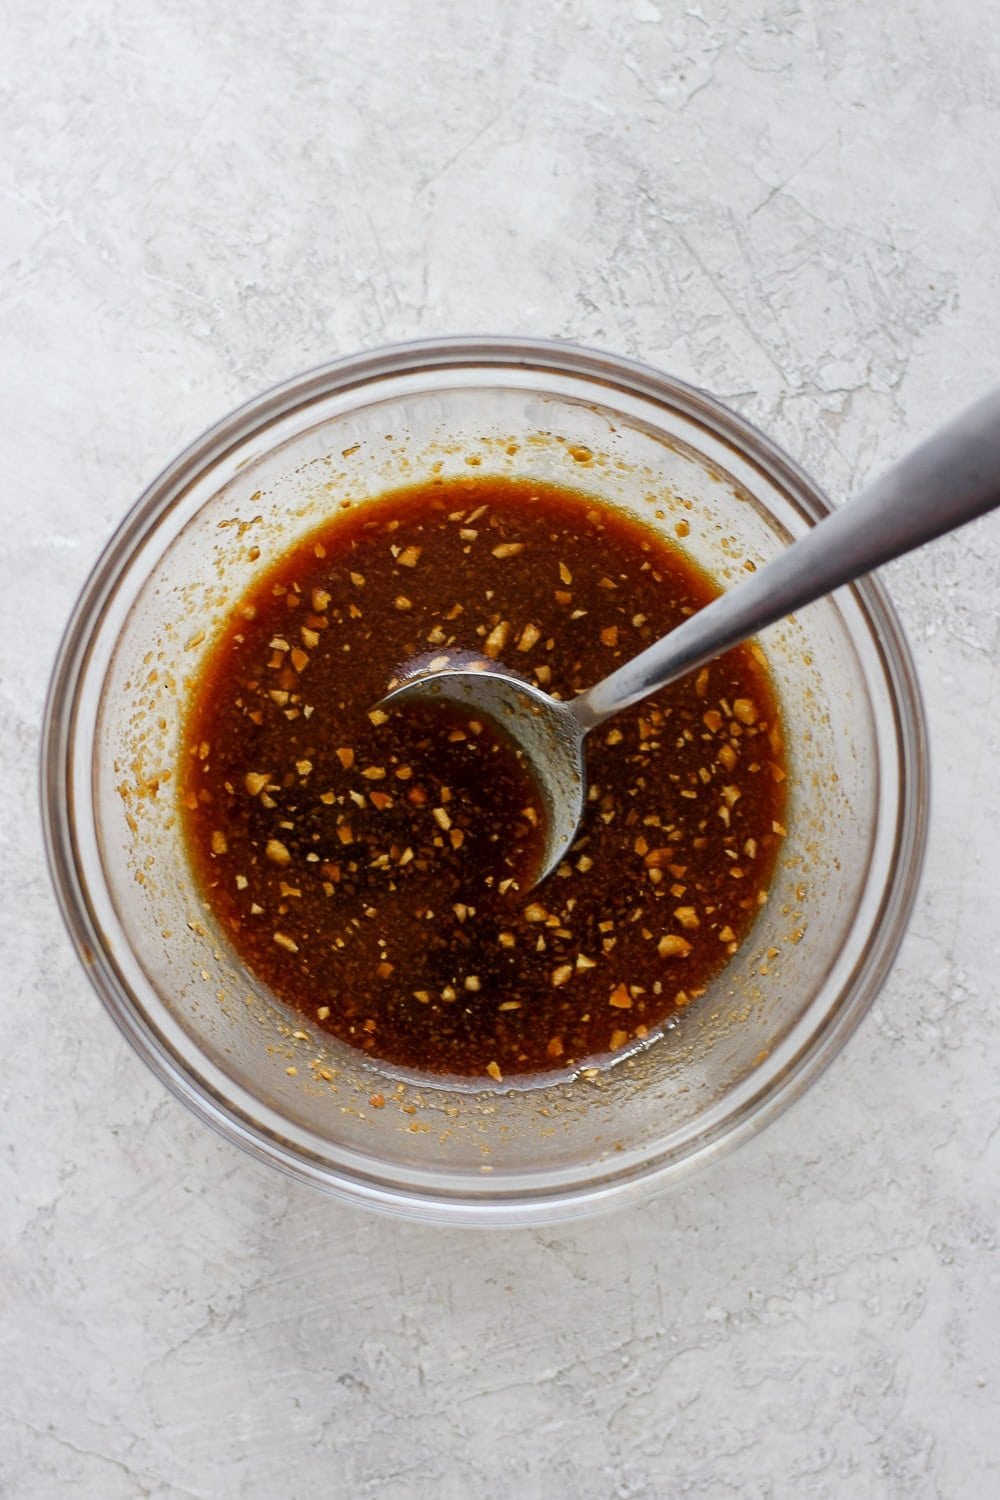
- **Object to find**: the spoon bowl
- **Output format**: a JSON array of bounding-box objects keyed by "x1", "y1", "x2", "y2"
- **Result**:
[{"x1": 380, "y1": 666, "x2": 588, "y2": 884}]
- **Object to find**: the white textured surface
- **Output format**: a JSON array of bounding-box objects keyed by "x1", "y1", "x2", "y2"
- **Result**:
[{"x1": 3, "y1": 2, "x2": 999, "y2": 1495}]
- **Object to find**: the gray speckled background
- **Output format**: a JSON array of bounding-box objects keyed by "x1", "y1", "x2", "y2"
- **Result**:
[{"x1": 2, "y1": 2, "x2": 998, "y2": 1496}]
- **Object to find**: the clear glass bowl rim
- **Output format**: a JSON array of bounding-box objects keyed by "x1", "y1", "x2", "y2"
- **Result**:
[{"x1": 40, "y1": 335, "x2": 929, "y2": 1224}]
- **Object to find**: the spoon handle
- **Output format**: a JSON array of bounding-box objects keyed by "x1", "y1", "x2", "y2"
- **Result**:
[{"x1": 573, "y1": 388, "x2": 1000, "y2": 729}]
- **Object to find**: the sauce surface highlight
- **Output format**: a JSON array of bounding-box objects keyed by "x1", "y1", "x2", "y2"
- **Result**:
[{"x1": 181, "y1": 477, "x2": 787, "y2": 1079}]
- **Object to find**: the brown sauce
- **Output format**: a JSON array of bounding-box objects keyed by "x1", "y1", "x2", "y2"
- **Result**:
[{"x1": 181, "y1": 477, "x2": 787, "y2": 1079}]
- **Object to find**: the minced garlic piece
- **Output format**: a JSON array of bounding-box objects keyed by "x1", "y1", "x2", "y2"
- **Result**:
[
  {"x1": 266, "y1": 838, "x2": 292, "y2": 866},
  {"x1": 657, "y1": 933, "x2": 692, "y2": 958},
  {"x1": 483, "y1": 620, "x2": 511, "y2": 658}
]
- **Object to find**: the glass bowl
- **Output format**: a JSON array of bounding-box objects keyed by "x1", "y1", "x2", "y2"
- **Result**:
[{"x1": 41, "y1": 337, "x2": 928, "y2": 1224}]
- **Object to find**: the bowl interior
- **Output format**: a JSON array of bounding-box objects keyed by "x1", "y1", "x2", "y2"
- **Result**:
[{"x1": 48, "y1": 348, "x2": 924, "y2": 1220}]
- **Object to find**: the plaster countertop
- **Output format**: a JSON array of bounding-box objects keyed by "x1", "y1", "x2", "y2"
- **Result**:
[{"x1": 2, "y1": 2, "x2": 998, "y2": 1496}]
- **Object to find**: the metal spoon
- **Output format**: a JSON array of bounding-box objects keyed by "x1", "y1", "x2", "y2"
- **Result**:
[{"x1": 379, "y1": 390, "x2": 1000, "y2": 886}]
